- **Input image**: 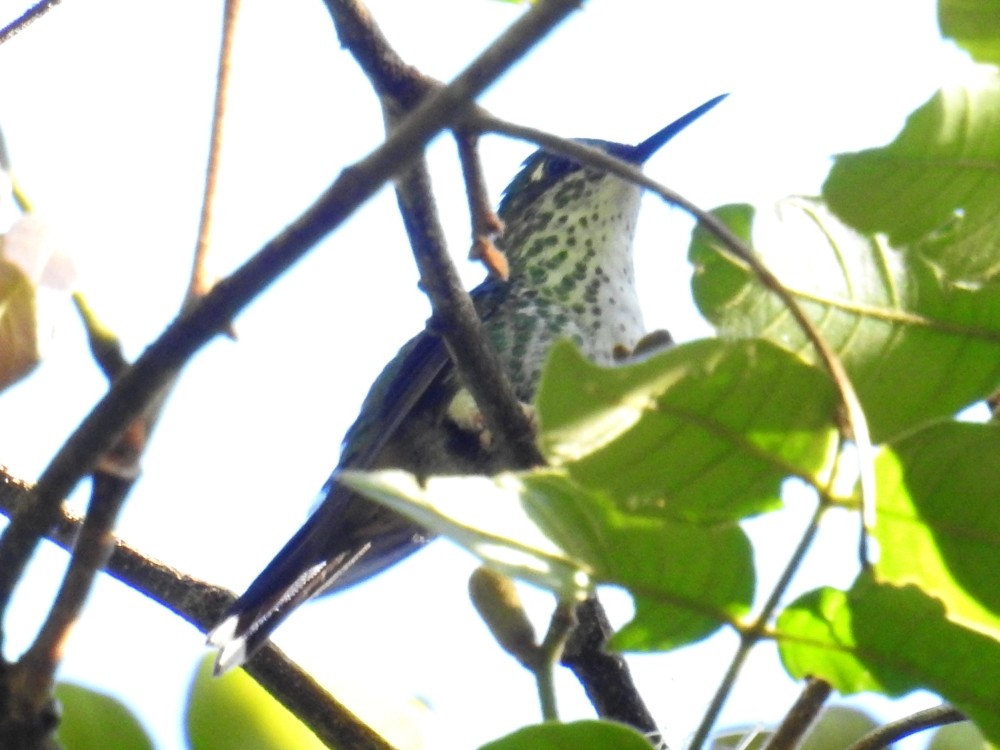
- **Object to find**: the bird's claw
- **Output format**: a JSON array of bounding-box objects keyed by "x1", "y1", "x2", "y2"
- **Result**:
[{"x1": 446, "y1": 389, "x2": 536, "y2": 450}]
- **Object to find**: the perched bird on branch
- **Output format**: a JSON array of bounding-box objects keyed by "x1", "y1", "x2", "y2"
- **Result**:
[{"x1": 208, "y1": 95, "x2": 726, "y2": 674}]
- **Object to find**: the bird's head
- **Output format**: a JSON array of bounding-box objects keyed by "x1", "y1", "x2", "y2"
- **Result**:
[{"x1": 495, "y1": 94, "x2": 726, "y2": 283}]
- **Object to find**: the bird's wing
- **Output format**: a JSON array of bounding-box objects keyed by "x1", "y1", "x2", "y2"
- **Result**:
[{"x1": 209, "y1": 280, "x2": 509, "y2": 672}]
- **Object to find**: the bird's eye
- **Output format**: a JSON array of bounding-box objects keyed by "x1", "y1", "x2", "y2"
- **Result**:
[{"x1": 545, "y1": 156, "x2": 578, "y2": 180}]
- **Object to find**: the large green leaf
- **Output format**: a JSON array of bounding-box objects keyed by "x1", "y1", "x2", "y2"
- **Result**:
[
  {"x1": 939, "y1": 0, "x2": 1000, "y2": 71},
  {"x1": 536, "y1": 338, "x2": 840, "y2": 521},
  {"x1": 874, "y1": 422, "x2": 1000, "y2": 638},
  {"x1": 343, "y1": 468, "x2": 754, "y2": 650},
  {"x1": 776, "y1": 575, "x2": 1000, "y2": 744},
  {"x1": 689, "y1": 200, "x2": 1000, "y2": 442},
  {"x1": 824, "y1": 79, "x2": 1000, "y2": 281}
]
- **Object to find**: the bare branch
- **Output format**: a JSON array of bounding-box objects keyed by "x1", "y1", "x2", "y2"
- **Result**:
[
  {"x1": 0, "y1": 0, "x2": 62, "y2": 46},
  {"x1": 321, "y1": 0, "x2": 435, "y2": 107},
  {"x1": 560, "y1": 598, "x2": 659, "y2": 735},
  {"x1": 15, "y1": 474, "x2": 133, "y2": 713}
]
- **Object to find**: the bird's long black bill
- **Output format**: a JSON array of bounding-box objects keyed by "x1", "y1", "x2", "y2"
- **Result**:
[{"x1": 629, "y1": 93, "x2": 728, "y2": 164}]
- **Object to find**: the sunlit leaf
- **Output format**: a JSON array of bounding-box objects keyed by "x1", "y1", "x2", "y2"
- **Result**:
[
  {"x1": 690, "y1": 199, "x2": 1000, "y2": 442},
  {"x1": 825, "y1": 79, "x2": 1000, "y2": 281},
  {"x1": 537, "y1": 338, "x2": 840, "y2": 521},
  {"x1": 776, "y1": 575, "x2": 1000, "y2": 744},
  {"x1": 874, "y1": 422, "x2": 1000, "y2": 638},
  {"x1": 55, "y1": 682, "x2": 154, "y2": 750},
  {"x1": 479, "y1": 719, "x2": 650, "y2": 750},
  {"x1": 0, "y1": 257, "x2": 40, "y2": 392},
  {"x1": 185, "y1": 656, "x2": 327, "y2": 750}
]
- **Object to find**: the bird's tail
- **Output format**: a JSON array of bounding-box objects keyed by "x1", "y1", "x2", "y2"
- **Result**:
[{"x1": 207, "y1": 490, "x2": 429, "y2": 674}]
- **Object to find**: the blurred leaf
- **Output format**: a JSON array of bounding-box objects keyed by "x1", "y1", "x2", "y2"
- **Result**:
[
  {"x1": 185, "y1": 655, "x2": 326, "y2": 750},
  {"x1": 479, "y1": 720, "x2": 650, "y2": 750},
  {"x1": 798, "y1": 706, "x2": 879, "y2": 750},
  {"x1": 690, "y1": 199, "x2": 1000, "y2": 442},
  {"x1": 54, "y1": 682, "x2": 154, "y2": 750},
  {"x1": 0, "y1": 257, "x2": 40, "y2": 392},
  {"x1": 825, "y1": 79, "x2": 1000, "y2": 281},
  {"x1": 927, "y1": 720, "x2": 995, "y2": 750},
  {"x1": 344, "y1": 468, "x2": 753, "y2": 651},
  {"x1": 875, "y1": 422, "x2": 1000, "y2": 639},
  {"x1": 537, "y1": 338, "x2": 839, "y2": 521},
  {"x1": 939, "y1": 0, "x2": 1000, "y2": 68},
  {"x1": 776, "y1": 574, "x2": 1000, "y2": 744}
]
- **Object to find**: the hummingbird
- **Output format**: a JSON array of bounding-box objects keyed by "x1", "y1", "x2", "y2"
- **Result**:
[{"x1": 208, "y1": 94, "x2": 726, "y2": 673}]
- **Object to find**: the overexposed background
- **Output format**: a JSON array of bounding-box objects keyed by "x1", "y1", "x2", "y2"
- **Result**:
[{"x1": 0, "y1": 1, "x2": 979, "y2": 747}]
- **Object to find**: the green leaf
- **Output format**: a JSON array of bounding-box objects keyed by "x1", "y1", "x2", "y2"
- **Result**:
[
  {"x1": 343, "y1": 468, "x2": 754, "y2": 650},
  {"x1": 875, "y1": 422, "x2": 1000, "y2": 639},
  {"x1": 54, "y1": 682, "x2": 154, "y2": 750},
  {"x1": 0, "y1": 257, "x2": 40, "y2": 392},
  {"x1": 536, "y1": 338, "x2": 840, "y2": 521},
  {"x1": 824, "y1": 79, "x2": 1000, "y2": 281},
  {"x1": 939, "y1": 0, "x2": 1000, "y2": 66},
  {"x1": 479, "y1": 720, "x2": 651, "y2": 750},
  {"x1": 185, "y1": 655, "x2": 326, "y2": 750},
  {"x1": 690, "y1": 198, "x2": 1000, "y2": 442},
  {"x1": 776, "y1": 575, "x2": 1000, "y2": 744},
  {"x1": 521, "y1": 472, "x2": 754, "y2": 651}
]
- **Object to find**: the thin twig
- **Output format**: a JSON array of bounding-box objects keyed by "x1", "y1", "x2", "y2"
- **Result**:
[
  {"x1": 15, "y1": 474, "x2": 132, "y2": 714},
  {"x1": 0, "y1": 0, "x2": 61, "y2": 45},
  {"x1": 0, "y1": 466, "x2": 394, "y2": 750},
  {"x1": 455, "y1": 129, "x2": 507, "y2": 279},
  {"x1": 845, "y1": 704, "x2": 966, "y2": 750},
  {"x1": 187, "y1": 0, "x2": 242, "y2": 309}
]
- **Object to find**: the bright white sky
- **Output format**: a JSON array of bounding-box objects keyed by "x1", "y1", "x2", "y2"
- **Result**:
[{"x1": 0, "y1": 1, "x2": 981, "y2": 748}]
